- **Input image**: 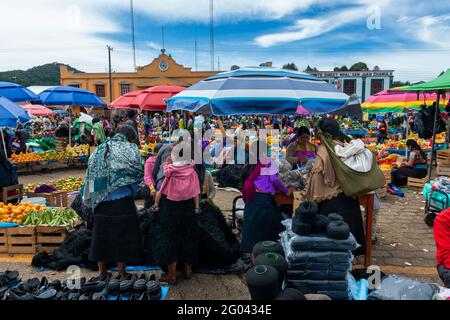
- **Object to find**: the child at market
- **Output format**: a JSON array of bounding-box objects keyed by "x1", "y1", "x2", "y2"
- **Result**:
[
  {"x1": 434, "y1": 208, "x2": 450, "y2": 288},
  {"x1": 144, "y1": 143, "x2": 163, "y2": 207},
  {"x1": 151, "y1": 149, "x2": 201, "y2": 214}
]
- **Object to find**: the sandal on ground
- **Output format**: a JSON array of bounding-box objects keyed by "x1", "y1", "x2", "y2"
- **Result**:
[
  {"x1": 150, "y1": 206, "x2": 160, "y2": 213},
  {"x1": 183, "y1": 271, "x2": 193, "y2": 280}
]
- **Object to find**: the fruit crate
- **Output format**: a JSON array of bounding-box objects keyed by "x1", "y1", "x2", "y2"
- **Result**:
[
  {"x1": 26, "y1": 191, "x2": 68, "y2": 207},
  {"x1": 437, "y1": 149, "x2": 450, "y2": 166},
  {"x1": 6, "y1": 227, "x2": 36, "y2": 254},
  {"x1": 407, "y1": 177, "x2": 429, "y2": 191},
  {"x1": 437, "y1": 165, "x2": 450, "y2": 177},
  {"x1": 0, "y1": 228, "x2": 8, "y2": 253},
  {"x1": 36, "y1": 226, "x2": 68, "y2": 254}
]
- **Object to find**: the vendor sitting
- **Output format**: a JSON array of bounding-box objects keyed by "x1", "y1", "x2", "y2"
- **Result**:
[
  {"x1": 392, "y1": 139, "x2": 428, "y2": 186},
  {"x1": 10, "y1": 131, "x2": 27, "y2": 154},
  {"x1": 286, "y1": 126, "x2": 317, "y2": 167}
]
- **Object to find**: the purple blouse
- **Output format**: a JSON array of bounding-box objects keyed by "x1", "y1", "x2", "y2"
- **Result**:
[{"x1": 253, "y1": 174, "x2": 289, "y2": 196}]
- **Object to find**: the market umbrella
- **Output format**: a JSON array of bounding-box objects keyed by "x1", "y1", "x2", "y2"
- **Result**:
[
  {"x1": 110, "y1": 90, "x2": 143, "y2": 110},
  {"x1": 0, "y1": 96, "x2": 31, "y2": 157},
  {"x1": 37, "y1": 86, "x2": 107, "y2": 145},
  {"x1": 131, "y1": 85, "x2": 185, "y2": 111},
  {"x1": 166, "y1": 68, "x2": 358, "y2": 116},
  {"x1": 0, "y1": 82, "x2": 40, "y2": 103},
  {"x1": 397, "y1": 69, "x2": 450, "y2": 181},
  {"x1": 362, "y1": 89, "x2": 446, "y2": 114},
  {"x1": 21, "y1": 103, "x2": 55, "y2": 117}
]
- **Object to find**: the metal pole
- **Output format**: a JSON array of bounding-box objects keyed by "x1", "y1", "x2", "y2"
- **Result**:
[
  {"x1": 1, "y1": 129, "x2": 7, "y2": 158},
  {"x1": 428, "y1": 91, "x2": 441, "y2": 183},
  {"x1": 69, "y1": 108, "x2": 72, "y2": 147},
  {"x1": 210, "y1": 0, "x2": 215, "y2": 71},
  {"x1": 130, "y1": 0, "x2": 137, "y2": 70},
  {"x1": 107, "y1": 45, "x2": 114, "y2": 127}
]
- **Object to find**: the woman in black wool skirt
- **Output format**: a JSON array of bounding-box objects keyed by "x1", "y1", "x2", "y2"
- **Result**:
[
  {"x1": 151, "y1": 136, "x2": 202, "y2": 285},
  {"x1": 303, "y1": 119, "x2": 366, "y2": 256},
  {"x1": 82, "y1": 125, "x2": 144, "y2": 277}
]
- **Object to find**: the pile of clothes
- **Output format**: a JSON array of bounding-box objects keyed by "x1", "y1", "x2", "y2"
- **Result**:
[
  {"x1": 280, "y1": 201, "x2": 359, "y2": 300},
  {"x1": 278, "y1": 159, "x2": 305, "y2": 191}
]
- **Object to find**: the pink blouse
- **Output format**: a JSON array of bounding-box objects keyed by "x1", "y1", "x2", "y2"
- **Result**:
[
  {"x1": 159, "y1": 160, "x2": 200, "y2": 202},
  {"x1": 144, "y1": 156, "x2": 156, "y2": 186}
]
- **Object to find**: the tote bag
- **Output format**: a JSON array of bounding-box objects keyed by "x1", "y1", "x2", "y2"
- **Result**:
[{"x1": 319, "y1": 131, "x2": 386, "y2": 197}]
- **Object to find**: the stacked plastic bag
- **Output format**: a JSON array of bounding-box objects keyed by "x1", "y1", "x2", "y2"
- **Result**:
[{"x1": 280, "y1": 206, "x2": 359, "y2": 300}]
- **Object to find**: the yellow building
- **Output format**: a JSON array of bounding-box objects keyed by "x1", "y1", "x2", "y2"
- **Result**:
[{"x1": 60, "y1": 50, "x2": 217, "y2": 103}]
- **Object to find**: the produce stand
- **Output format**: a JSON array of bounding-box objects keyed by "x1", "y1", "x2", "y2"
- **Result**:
[
  {"x1": 0, "y1": 228, "x2": 7, "y2": 253},
  {"x1": 407, "y1": 177, "x2": 429, "y2": 191}
]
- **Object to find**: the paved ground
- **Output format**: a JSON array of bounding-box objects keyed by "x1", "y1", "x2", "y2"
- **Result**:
[{"x1": 0, "y1": 168, "x2": 444, "y2": 299}]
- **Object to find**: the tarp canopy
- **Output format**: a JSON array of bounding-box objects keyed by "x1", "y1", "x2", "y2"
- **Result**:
[{"x1": 397, "y1": 69, "x2": 450, "y2": 92}]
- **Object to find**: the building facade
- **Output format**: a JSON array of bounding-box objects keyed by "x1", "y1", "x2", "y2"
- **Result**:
[
  {"x1": 60, "y1": 50, "x2": 217, "y2": 103},
  {"x1": 306, "y1": 70, "x2": 394, "y2": 102}
]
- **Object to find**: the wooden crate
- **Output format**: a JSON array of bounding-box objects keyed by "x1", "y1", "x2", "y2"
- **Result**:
[
  {"x1": 407, "y1": 177, "x2": 429, "y2": 191},
  {"x1": 36, "y1": 226, "x2": 68, "y2": 253},
  {"x1": 437, "y1": 165, "x2": 450, "y2": 176},
  {"x1": 292, "y1": 192, "x2": 305, "y2": 216},
  {"x1": 0, "y1": 228, "x2": 8, "y2": 253},
  {"x1": 55, "y1": 137, "x2": 69, "y2": 152},
  {"x1": 378, "y1": 185, "x2": 388, "y2": 199},
  {"x1": 381, "y1": 169, "x2": 392, "y2": 184},
  {"x1": 7, "y1": 227, "x2": 36, "y2": 254},
  {"x1": 26, "y1": 191, "x2": 68, "y2": 207},
  {"x1": 437, "y1": 149, "x2": 450, "y2": 166}
]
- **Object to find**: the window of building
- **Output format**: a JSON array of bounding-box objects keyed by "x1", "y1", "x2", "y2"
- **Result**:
[
  {"x1": 69, "y1": 84, "x2": 80, "y2": 88},
  {"x1": 121, "y1": 83, "x2": 132, "y2": 95},
  {"x1": 95, "y1": 84, "x2": 106, "y2": 98},
  {"x1": 371, "y1": 79, "x2": 384, "y2": 95},
  {"x1": 343, "y1": 79, "x2": 356, "y2": 95}
]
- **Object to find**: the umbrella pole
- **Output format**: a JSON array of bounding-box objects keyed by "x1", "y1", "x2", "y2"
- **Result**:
[
  {"x1": 1, "y1": 129, "x2": 7, "y2": 158},
  {"x1": 428, "y1": 91, "x2": 441, "y2": 183},
  {"x1": 69, "y1": 108, "x2": 72, "y2": 147}
]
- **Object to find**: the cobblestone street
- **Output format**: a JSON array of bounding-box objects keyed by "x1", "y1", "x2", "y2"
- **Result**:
[{"x1": 0, "y1": 169, "x2": 444, "y2": 299}]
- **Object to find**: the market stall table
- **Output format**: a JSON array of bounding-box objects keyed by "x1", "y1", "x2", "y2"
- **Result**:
[{"x1": 358, "y1": 192, "x2": 374, "y2": 268}]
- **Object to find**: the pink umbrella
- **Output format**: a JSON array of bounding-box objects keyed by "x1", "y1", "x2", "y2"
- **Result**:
[
  {"x1": 130, "y1": 86, "x2": 186, "y2": 111},
  {"x1": 109, "y1": 90, "x2": 143, "y2": 109},
  {"x1": 22, "y1": 103, "x2": 55, "y2": 117}
]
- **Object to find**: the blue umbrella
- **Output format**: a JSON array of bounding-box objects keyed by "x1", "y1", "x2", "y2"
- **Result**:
[
  {"x1": 0, "y1": 96, "x2": 31, "y2": 128},
  {"x1": 37, "y1": 86, "x2": 107, "y2": 107},
  {"x1": 167, "y1": 68, "x2": 358, "y2": 116},
  {"x1": 37, "y1": 86, "x2": 106, "y2": 146},
  {"x1": 0, "y1": 96, "x2": 31, "y2": 157},
  {"x1": 0, "y1": 82, "x2": 40, "y2": 103}
]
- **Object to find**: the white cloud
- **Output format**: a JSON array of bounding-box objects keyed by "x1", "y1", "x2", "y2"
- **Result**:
[
  {"x1": 146, "y1": 41, "x2": 162, "y2": 51},
  {"x1": 255, "y1": 7, "x2": 367, "y2": 47}
]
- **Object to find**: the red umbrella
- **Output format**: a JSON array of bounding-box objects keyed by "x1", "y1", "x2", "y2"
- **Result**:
[
  {"x1": 22, "y1": 103, "x2": 55, "y2": 117},
  {"x1": 130, "y1": 86, "x2": 186, "y2": 111},
  {"x1": 109, "y1": 90, "x2": 143, "y2": 109}
]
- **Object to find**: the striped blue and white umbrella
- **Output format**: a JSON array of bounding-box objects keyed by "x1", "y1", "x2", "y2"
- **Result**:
[{"x1": 167, "y1": 68, "x2": 359, "y2": 115}]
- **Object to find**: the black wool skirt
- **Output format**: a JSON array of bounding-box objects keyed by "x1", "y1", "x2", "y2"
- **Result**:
[
  {"x1": 318, "y1": 193, "x2": 366, "y2": 256},
  {"x1": 151, "y1": 195, "x2": 199, "y2": 267},
  {"x1": 240, "y1": 192, "x2": 284, "y2": 253},
  {"x1": 89, "y1": 196, "x2": 144, "y2": 265}
]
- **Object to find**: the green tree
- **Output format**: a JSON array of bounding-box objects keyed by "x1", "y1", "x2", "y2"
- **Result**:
[
  {"x1": 231, "y1": 65, "x2": 240, "y2": 71},
  {"x1": 349, "y1": 62, "x2": 369, "y2": 71},
  {"x1": 282, "y1": 63, "x2": 298, "y2": 71},
  {"x1": 304, "y1": 65, "x2": 318, "y2": 72},
  {"x1": 392, "y1": 81, "x2": 411, "y2": 88},
  {"x1": 0, "y1": 63, "x2": 83, "y2": 87}
]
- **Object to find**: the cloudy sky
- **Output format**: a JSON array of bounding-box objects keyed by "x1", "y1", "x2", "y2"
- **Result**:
[{"x1": 0, "y1": 0, "x2": 449, "y2": 82}]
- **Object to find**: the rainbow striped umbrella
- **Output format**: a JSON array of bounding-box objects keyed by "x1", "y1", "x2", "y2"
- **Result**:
[{"x1": 362, "y1": 89, "x2": 447, "y2": 114}]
